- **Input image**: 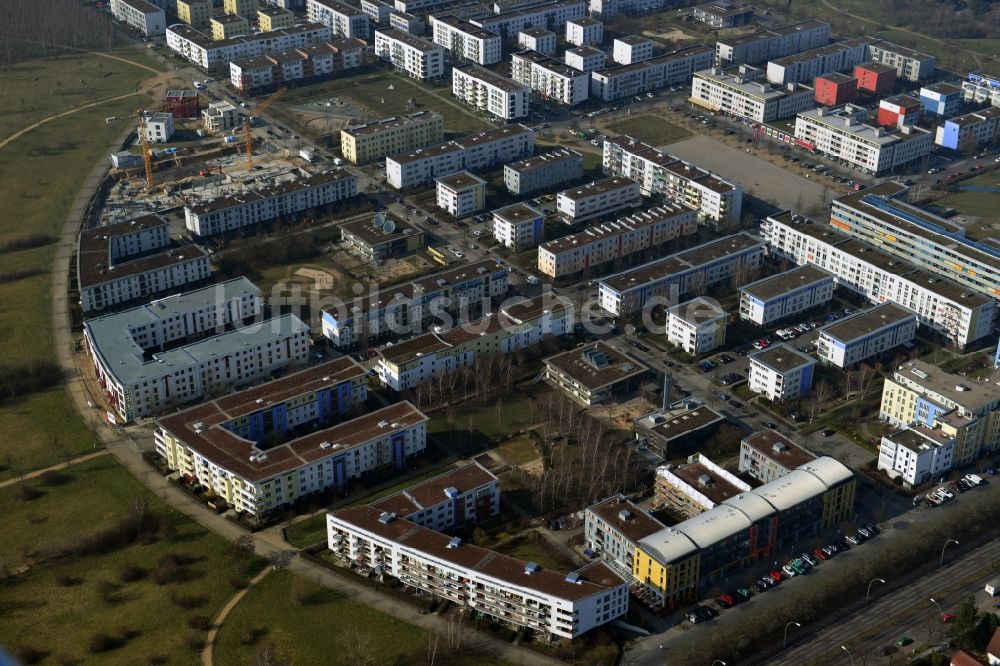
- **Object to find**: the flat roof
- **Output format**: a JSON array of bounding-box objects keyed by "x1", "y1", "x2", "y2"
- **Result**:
[
  {"x1": 376, "y1": 28, "x2": 440, "y2": 52},
  {"x1": 667, "y1": 297, "x2": 726, "y2": 326},
  {"x1": 389, "y1": 124, "x2": 532, "y2": 165},
  {"x1": 212, "y1": 14, "x2": 248, "y2": 24},
  {"x1": 921, "y1": 82, "x2": 962, "y2": 95},
  {"x1": 748, "y1": 343, "x2": 816, "y2": 374},
  {"x1": 493, "y1": 202, "x2": 542, "y2": 224},
  {"x1": 568, "y1": 17, "x2": 601, "y2": 26},
  {"x1": 770, "y1": 37, "x2": 875, "y2": 68},
  {"x1": 741, "y1": 429, "x2": 816, "y2": 469},
  {"x1": 258, "y1": 6, "x2": 292, "y2": 16},
  {"x1": 615, "y1": 35, "x2": 650, "y2": 46},
  {"x1": 540, "y1": 203, "x2": 694, "y2": 255},
  {"x1": 695, "y1": 66, "x2": 814, "y2": 101},
  {"x1": 882, "y1": 93, "x2": 922, "y2": 108},
  {"x1": 518, "y1": 27, "x2": 554, "y2": 38},
  {"x1": 505, "y1": 147, "x2": 581, "y2": 174},
  {"x1": 869, "y1": 40, "x2": 933, "y2": 61},
  {"x1": 695, "y1": 0, "x2": 753, "y2": 17},
  {"x1": 121, "y1": 0, "x2": 163, "y2": 13},
  {"x1": 436, "y1": 170, "x2": 486, "y2": 191},
  {"x1": 558, "y1": 176, "x2": 636, "y2": 201},
  {"x1": 186, "y1": 170, "x2": 354, "y2": 216},
  {"x1": 432, "y1": 14, "x2": 499, "y2": 40},
  {"x1": 310, "y1": 0, "x2": 366, "y2": 16},
  {"x1": 587, "y1": 495, "x2": 666, "y2": 544},
  {"x1": 816, "y1": 72, "x2": 856, "y2": 85},
  {"x1": 670, "y1": 461, "x2": 748, "y2": 506},
  {"x1": 799, "y1": 106, "x2": 930, "y2": 146},
  {"x1": 454, "y1": 64, "x2": 527, "y2": 93},
  {"x1": 856, "y1": 61, "x2": 897, "y2": 73},
  {"x1": 884, "y1": 425, "x2": 953, "y2": 455},
  {"x1": 739, "y1": 264, "x2": 833, "y2": 302},
  {"x1": 718, "y1": 19, "x2": 828, "y2": 48},
  {"x1": 512, "y1": 50, "x2": 585, "y2": 79},
  {"x1": 544, "y1": 341, "x2": 648, "y2": 391},
  {"x1": 340, "y1": 215, "x2": 423, "y2": 247},
  {"x1": 818, "y1": 303, "x2": 915, "y2": 343},
  {"x1": 567, "y1": 46, "x2": 604, "y2": 58},
  {"x1": 166, "y1": 89, "x2": 199, "y2": 98},
  {"x1": 637, "y1": 406, "x2": 724, "y2": 442},
  {"x1": 370, "y1": 462, "x2": 497, "y2": 516},
  {"x1": 894, "y1": 360, "x2": 1000, "y2": 412},
  {"x1": 342, "y1": 110, "x2": 441, "y2": 138}
]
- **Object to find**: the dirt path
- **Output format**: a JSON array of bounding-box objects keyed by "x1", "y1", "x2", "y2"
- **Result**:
[
  {"x1": 0, "y1": 91, "x2": 145, "y2": 152},
  {"x1": 0, "y1": 449, "x2": 109, "y2": 489},
  {"x1": 201, "y1": 566, "x2": 271, "y2": 666}
]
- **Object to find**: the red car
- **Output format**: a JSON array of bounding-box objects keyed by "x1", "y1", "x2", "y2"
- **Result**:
[
  {"x1": 940, "y1": 613, "x2": 956, "y2": 623},
  {"x1": 718, "y1": 594, "x2": 735, "y2": 608},
  {"x1": 814, "y1": 548, "x2": 829, "y2": 561},
  {"x1": 769, "y1": 570, "x2": 783, "y2": 583}
]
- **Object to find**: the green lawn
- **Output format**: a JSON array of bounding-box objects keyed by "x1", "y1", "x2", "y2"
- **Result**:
[
  {"x1": 428, "y1": 384, "x2": 546, "y2": 449},
  {"x1": 937, "y1": 172, "x2": 1000, "y2": 220},
  {"x1": 605, "y1": 114, "x2": 692, "y2": 147},
  {"x1": 0, "y1": 456, "x2": 263, "y2": 664},
  {"x1": 495, "y1": 435, "x2": 540, "y2": 466},
  {"x1": 491, "y1": 532, "x2": 578, "y2": 572}
]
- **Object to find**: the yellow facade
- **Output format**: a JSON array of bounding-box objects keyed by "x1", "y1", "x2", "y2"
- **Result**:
[
  {"x1": 340, "y1": 112, "x2": 444, "y2": 165},
  {"x1": 257, "y1": 7, "x2": 294, "y2": 32},
  {"x1": 224, "y1": 0, "x2": 258, "y2": 17},
  {"x1": 879, "y1": 378, "x2": 918, "y2": 424},
  {"x1": 821, "y1": 480, "x2": 856, "y2": 528},
  {"x1": 211, "y1": 15, "x2": 250, "y2": 40},
  {"x1": 177, "y1": 0, "x2": 212, "y2": 29},
  {"x1": 632, "y1": 547, "x2": 700, "y2": 607}
]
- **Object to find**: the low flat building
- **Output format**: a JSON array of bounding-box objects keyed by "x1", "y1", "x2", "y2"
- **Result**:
[
  {"x1": 374, "y1": 28, "x2": 445, "y2": 81},
  {"x1": 566, "y1": 17, "x2": 602, "y2": 47},
  {"x1": 748, "y1": 343, "x2": 816, "y2": 403},
  {"x1": 634, "y1": 406, "x2": 724, "y2": 459},
  {"x1": 877, "y1": 425, "x2": 955, "y2": 487},
  {"x1": 814, "y1": 72, "x2": 857, "y2": 107},
  {"x1": 211, "y1": 14, "x2": 251, "y2": 40},
  {"x1": 492, "y1": 203, "x2": 544, "y2": 251},
  {"x1": 585, "y1": 495, "x2": 666, "y2": 581},
  {"x1": 452, "y1": 64, "x2": 530, "y2": 121},
  {"x1": 511, "y1": 50, "x2": 590, "y2": 106},
  {"x1": 565, "y1": 46, "x2": 606, "y2": 73},
  {"x1": 556, "y1": 176, "x2": 641, "y2": 224},
  {"x1": 738, "y1": 264, "x2": 834, "y2": 327},
  {"x1": 612, "y1": 35, "x2": 652, "y2": 65},
  {"x1": 935, "y1": 107, "x2": 1000, "y2": 152},
  {"x1": 692, "y1": 1, "x2": 753, "y2": 28},
  {"x1": 202, "y1": 101, "x2": 241, "y2": 132},
  {"x1": 518, "y1": 27, "x2": 556, "y2": 57},
  {"x1": 111, "y1": 0, "x2": 166, "y2": 36},
  {"x1": 369, "y1": 462, "x2": 500, "y2": 531},
  {"x1": 816, "y1": 303, "x2": 917, "y2": 368},
  {"x1": 854, "y1": 61, "x2": 897, "y2": 96},
  {"x1": 503, "y1": 148, "x2": 583, "y2": 196},
  {"x1": 655, "y1": 454, "x2": 751, "y2": 518},
  {"x1": 340, "y1": 214, "x2": 425, "y2": 262},
  {"x1": 691, "y1": 65, "x2": 816, "y2": 123},
  {"x1": 543, "y1": 342, "x2": 648, "y2": 405},
  {"x1": 230, "y1": 39, "x2": 366, "y2": 93},
  {"x1": 739, "y1": 429, "x2": 817, "y2": 484},
  {"x1": 919, "y1": 82, "x2": 963, "y2": 118},
  {"x1": 436, "y1": 171, "x2": 486, "y2": 217},
  {"x1": 666, "y1": 297, "x2": 726, "y2": 355},
  {"x1": 341, "y1": 111, "x2": 444, "y2": 165}
]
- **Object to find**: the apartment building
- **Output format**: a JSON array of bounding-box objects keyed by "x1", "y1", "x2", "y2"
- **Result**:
[
  {"x1": 511, "y1": 51, "x2": 590, "y2": 106},
  {"x1": 166, "y1": 23, "x2": 333, "y2": 72},
  {"x1": 612, "y1": 36, "x2": 652, "y2": 65},
  {"x1": 765, "y1": 37, "x2": 873, "y2": 86},
  {"x1": 877, "y1": 94, "x2": 922, "y2": 130},
  {"x1": 258, "y1": 6, "x2": 294, "y2": 31},
  {"x1": 374, "y1": 29, "x2": 445, "y2": 80},
  {"x1": 543, "y1": 342, "x2": 649, "y2": 405},
  {"x1": 202, "y1": 100, "x2": 241, "y2": 132},
  {"x1": 597, "y1": 233, "x2": 764, "y2": 317},
  {"x1": 503, "y1": 148, "x2": 583, "y2": 195},
  {"x1": 78, "y1": 215, "x2": 211, "y2": 313},
  {"x1": 492, "y1": 203, "x2": 544, "y2": 251},
  {"x1": 666, "y1": 297, "x2": 727, "y2": 355},
  {"x1": 794, "y1": 105, "x2": 933, "y2": 175},
  {"x1": 962, "y1": 71, "x2": 1000, "y2": 108},
  {"x1": 369, "y1": 462, "x2": 500, "y2": 532},
  {"x1": 164, "y1": 89, "x2": 201, "y2": 118},
  {"x1": 341, "y1": 111, "x2": 444, "y2": 165},
  {"x1": 587, "y1": 0, "x2": 667, "y2": 20},
  {"x1": 634, "y1": 405, "x2": 724, "y2": 458},
  {"x1": 386, "y1": 124, "x2": 534, "y2": 189},
  {"x1": 865, "y1": 41, "x2": 936, "y2": 82},
  {"x1": 388, "y1": 10, "x2": 423, "y2": 33},
  {"x1": 211, "y1": 14, "x2": 250, "y2": 40},
  {"x1": 691, "y1": 65, "x2": 815, "y2": 123},
  {"x1": 692, "y1": 1, "x2": 753, "y2": 28},
  {"x1": 748, "y1": 343, "x2": 816, "y2": 403},
  {"x1": 320, "y1": 259, "x2": 509, "y2": 349},
  {"x1": 436, "y1": 171, "x2": 486, "y2": 217},
  {"x1": 585, "y1": 495, "x2": 667, "y2": 582},
  {"x1": 830, "y1": 181, "x2": 1000, "y2": 302},
  {"x1": 556, "y1": 176, "x2": 641, "y2": 224},
  {"x1": 537, "y1": 203, "x2": 697, "y2": 280},
  {"x1": 452, "y1": 64, "x2": 530, "y2": 121},
  {"x1": 327, "y1": 506, "x2": 628, "y2": 639},
  {"x1": 877, "y1": 425, "x2": 955, "y2": 487},
  {"x1": 306, "y1": 0, "x2": 371, "y2": 39},
  {"x1": 471, "y1": 0, "x2": 585, "y2": 40},
  {"x1": 715, "y1": 20, "x2": 831, "y2": 67},
  {"x1": 739, "y1": 429, "x2": 817, "y2": 484},
  {"x1": 142, "y1": 111, "x2": 175, "y2": 143},
  {"x1": 620, "y1": 456, "x2": 853, "y2": 608},
  {"x1": 230, "y1": 39, "x2": 366, "y2": 93},
  {"x1": 184, "y1": 169, "x2": 357, "y2": 236},
  {"x1": 430, "y1": 14, "x2": 502, "y2": 65},
  {"x1": 518, "y1": 27, "x2": 556, "y2": 57},
  {"x1": 738, "y1": 264, "x2": 835, "y2": 327},
  {"x1": 177, "y1": 0, "x2": 212, "y2": 29},
  {"x1": 655, "y1": 454, "x2": 751, "y2": 518},
  {"x1": 567, "y1": 17, "x2": 603, "y2": 47},
  {"x1": 814, "y1": 72, "x2": 857, "y2": 107},
  {"x1": 111, "y1": 0, "x2": 166, "y2": 36},
  {"x1": 362, "y1": 0, "x2": 393, "y2": 25},
  {"x1": 762, "y1": 211, "x2": 996, "y2": 348},
  {"x1": 84, "y1": 279, "x2": 311, "y2": 422},
  {"x1": 602, "y1": 135, "x2": 743, "y2": 225},
  {"x1": 340, "y1": 215, "x2": 425, "y2": 262},
  {"x1": 854, "y1": 61, "x2": 896, "y2": 96},
  {"x1": 565, "y1": 46, "x2": 606, "y2": 73},
  {"x1": 591, "y1": 45, "x2": 714, "y2": 102},
  {"x1": 936, "y1": 107, "x2": 1000, "y2": 152},
  {"x1": 919, "y1": 82, "x2": 963, "y2": 118},
  {"x1": 375, "y1": 296, "x2": 571, "y2": 390},
  {"x1": 816, "y1": 303, "x2": 917, "y2": 368},
  {"x1": 879, "y1": 359, "x2": 1000, "y2": 467},
  {"x1": 224, "y1": 0, "x2": 257, "y2": 16}
]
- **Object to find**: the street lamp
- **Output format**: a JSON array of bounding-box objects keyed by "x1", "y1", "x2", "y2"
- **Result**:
[
  {"x1": 711, "y1": 661, "x2": 727, "y2": 666},
  {"x1": 866, "y1": 577, "x2": 887, "y2": 603},
  {"x1": 940, "y1": 539, "x2": 959, "y2": 565},
  {"x1": 841, "y1": 645, "x2": 855, "y2": 666},
  {"x1": 929, "y1": 597, "x2": 943, "y2": 614},
  {"x1": 783, "y1": 621, "x2": 801, "y2": 648}
]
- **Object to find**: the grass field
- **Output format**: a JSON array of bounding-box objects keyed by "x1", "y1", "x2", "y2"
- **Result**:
[
  {"x1": 495, "y1": 435, "x2": 539, "y2": 466},
  {"x1": 491, "y1": 531, "x2": 578, "y2": 572},
  {"x1": 427, "y1": 384, "x2": 547, "y2": 448},
  {"x1": 605, "y1": 115, "x2": 691, "y2": 147},
  {"x1": 0, "y1": 456, "x2": 263, "y2": 664},
  {"x1": 937, "y1": 172, "x2": 1000, "y2": 220}
]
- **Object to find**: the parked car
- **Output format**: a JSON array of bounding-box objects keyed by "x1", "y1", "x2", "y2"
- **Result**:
[
  {"x1": 940, "y1": 613, "x2": 956, "y2": 623},
  {"x1": 762, "y1": 421, "x2": 778, "y2": 430},
  {"x1": 729, "y1": 399, "x2": 742, "y2": 408},
  {"x1": 896, "y1": 636, "x2": 913, "y2": 647},
  {"x1": 822, "y1": 429, "x2": 836, "y2": 437},
  {"x1": 814, "y1": 548, "x2": 829, "y2": 561},
  {"x1": 717, "y1": 593, "x2": 735, "y2": 608},
  {"x1": 717, "y1": 392, "x2": 730, "y2": 401},
  {"x1": 768, "y1": 570, "x2": 783, "y2": 583},
  {"x1": 736, "y1": 587, "x2": 753, "y2": 601},
  {"x1": 801, "y1": 552, "x2": 818, "y2": 566}
]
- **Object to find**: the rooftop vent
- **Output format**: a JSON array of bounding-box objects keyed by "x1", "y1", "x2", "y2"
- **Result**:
[
  {"x1": 444, "y1": 486, "x2": 460, "y2": 499},
  {"x1": 320, "y1": 441, "x2": 333, "y2": 449},
  {"x1": 772, "y1": 442, "x2": 788, "y2": 454},
  {"x1": 618, "y1": 509, "x2": 633, "y2": 522},
  {"x1": 524, "y1": 561, "x2": 540, "y2": 575},
  {"x1": 377, "y1": 512, "x2": 396, "y2": 524},
  {"x1": 698, "y1": 473, "x2": 714, "y2": 487},
  {"x1": 565, "y1": 572, "x2": 582, "y2": 584},
  {"x1": 447, "y1": 536, "x2": 462, "y2": 548}
]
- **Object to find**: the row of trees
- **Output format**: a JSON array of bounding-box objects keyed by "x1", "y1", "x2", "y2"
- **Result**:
[
  {"x1": 0, "y1": 0, "x2": 116, "y2": 64},
  {"x1": 0, "y1": 360, "x2": 62, "y2": 402}
]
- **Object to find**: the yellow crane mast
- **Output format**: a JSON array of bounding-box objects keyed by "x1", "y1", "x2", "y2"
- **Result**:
[
  {"x1": 244, "y1": 86, "x2": 287, "y2": 168},
  {"x1": 137, "y1": 110, "x2": 154, "y2": 188}
]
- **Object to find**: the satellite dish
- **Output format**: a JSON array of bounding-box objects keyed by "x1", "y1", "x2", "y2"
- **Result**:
[
  {"x1": 373, "y1": 213, "x2": 386, "y2": 227},
  {"x1": 382, "y1": 220, "x2": 396, "y2": 234}
]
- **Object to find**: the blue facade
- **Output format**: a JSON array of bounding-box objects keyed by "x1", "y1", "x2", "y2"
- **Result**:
[
  {"x1": 337, "y1": 383, "x2": 352, "y2": 418},
  {"x1": 391, "y1": 433, "x2": 406, "y2": 468},
  {"x1": 914, "y1": 396, "x2": 945, "y2": 428},
  {"x1": 332, "y1": 454, "x2": 347, "y2": 490},
  {"x1": 994, "y1": 335, "x2": 1000, "y2": 368},
  {"x1": 799, "y1": 364, "x2": 814, "y2": 397},
  {"x1": 919, "y1": 90, "x2": 961, "y2": 118},
  {"x1": 316, "y1": 387, "x2": 333, "y2": 423},
  {"x1": 938, "y1": 120, "x2": 961, "y2": 150}
]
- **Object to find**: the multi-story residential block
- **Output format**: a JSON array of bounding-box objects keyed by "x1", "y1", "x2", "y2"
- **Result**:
[
  {"x1": 369, "y1": 462, "x2": 500, "y2": 531},
  {"x1": 306, "y1": 0, "x2": 371, "y2": 39},
  {"x1": 765, "y1": 37, "x2": 872, "y2": 86},
  {"x1": 340, "y1": 215, "x2": 425, "y2": 262},
  {"x1": 612, "y1": 35, "x2": 653, "y2": 65},
  {"x1": 597, "y1": 233, "x2": 764, "y2": 316},
  {"x1": 865, "y1": 41, "x2": 936, "y2": 82},
  {"x1": 556, "y1": 176, "x2": 641, "y2": 224},
  {"x1": 739, "y1": 429, "x2": 817, "y2": 484},
  {"x1": 389, "y1": 10, "x2": 424, "y2": 34},
  {"x1": 919, "y1": 82, "x2": 963, "y2": 118},
  {"x1": 84, "y1": 279, "x2": 311, "y2": 422},
  {"x1": 879, "y1": 359, "x2": 1000, "y2": 467},
  {"x1": 202, "y1": 100, "x2": 241, "y2": 132},
  {"x1": 762, "y1": 211, "x2": 996, "y2": 348},
  {"x1": 666, "y1": 297, "x2": 726, "y2": 355},
  {"x1": 436, "y1": 171, "x2": 486, "y2": 217},
  {"x1": 224, "y1": 0, "x2": 258, "y2": 16},
  {"x1": 430, "y1": 14, "x2": 502, "y2": 65},
  {"x1": 587, "y1": 0, "x2": 667, "y2": 20},
  {"x1": 518, "y1": 27, "x2": 556, "y2": 57},
  {"x1": 655, "y1": 453, "x2": 751, "y2": 518},
  {"x1": 142, "y1": 111, "x2": 174, "y2": 143},
  {"x1": 230, "y1": 39, "x2": 366, "y2": 93},
  {"x1": 375, "y1": 296, "x2": 572, "y2": 390},
  {"x1": 492, "y1": 203, "x2": 544, "y2": 251},
  {"x1": 877, "y1": 425, "x2": 955, "y2": 487},
  {"x1": 362, "y1": 0, "x2": 393, "y2": 25},
  {"x1": 167, "y1": 23, "x2": 333, "y2": 72},
  {"x1": 962, "y1": 71, "x2": 1000, "y2": 108},
  {"x1": 692, "y1": 1, "x2": 753, "y2": 28},
  {"x1": 211, "y1": 14, "x2": 251, "y2": 40},
  {"x1": 634, "y1": 405, "x2": 724, "y2": 458},
  {"x1": 471, "y1": 0, "x2": 585, "y2": 40},
  {"x1": 503, "y1": 148, "x2": 583, "y2": 196},
  {"x1": 936, "y1": 107, "x2": 1000, "y2": 152},
  {"x1": 623, "y1": 456, "x2": 853, "y2": 608},
  {"x1": 794, "y1": 105, "x2": 933, "y2": 175},
  {"x1": 538, "y1": 203, "x2": 697, "y2": 280},
  {"x1": 258, "y1": 6, "x2": 295, "y2": 31},
  {"x1": 184, "y1": 169, "x2": 357, "y2": 236},
  {"x1": 691, "y1": 65, "x2": 815, "y2": 123},
  {"x1": 374, "y1": 29, "x2": 444, "y2": 80},
  {"x1": 738, "y1": 265, "x2": 834, "y2": 327},
  {"x1": 715, "y1": 20, "x2": 831, "y2": 67},
  {"x1": 566, "y1": 17, "x2": 602, "y2": 47},
  {"x1": 565, "y1": 46, "x2": 606, "y2": 73},
  {"x1": 585, "y1": 495, "x2": 667, "y2": 581},
  {"x1": 853, "y1": 61, "x2": 897, "y2": 96},
  {"x1": 592, "y1": 45, "x2": 713, "y2": 102},
  {"x1": 747, "y1": 343, "x2": 816, "y2": 402},
  {"x1": 543, "y1": 342, "x2": 649, "y2": 405},
  {"x1": 877, "y1": 94, "x2": 922, "y2": 130},
  {"x1": 452, "y1": 64, "x2": 530, "y2": 121},
  {"x1": 341, "y1": 111, "x2": 443, "y2": 165},
  {"x1": 320, "y1": 259, "x2": 509, "y2": 348},
  {"x1": 164, "y1": 89, "x2": 201, "y2": 118},
  {"x1": 111, "y1": 0, "x2": 166, "y2": 36},
  {"x1": 511, "y1": 50, "x2": 590, "y2": 106},
  {"x1": 602, "y1": 135, "x2": 743, "y2": 225},
  {"x1": 177, "y1": 0, "x2": 212, "y2": 29},
  {"x1": 78, "y1": 215, "x2": 211, "y2": 313},
  {"x1": 386, "y1": 124, "x2": 534, "y2": 189},
  {"x1": 327, "y1": 506, "x2": 628, "y2": 639},
  {"x1": 814, "y1": 72, "x2": 857, "y2": 107},
  {"x1": 816, "y1": 303, "x2": 917, "y2": 368}
]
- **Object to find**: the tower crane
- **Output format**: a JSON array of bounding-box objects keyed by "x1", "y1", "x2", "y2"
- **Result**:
[
  {"x1": 137, "y1": 110, "x2": 154, "y2": 188},
  {"x1": 244, "y1": 86, "x2": 287, "y2": 169}
]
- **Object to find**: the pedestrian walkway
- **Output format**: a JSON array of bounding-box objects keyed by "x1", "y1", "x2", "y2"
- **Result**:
[
  {"x1": 202, "y1": 566, "x2": 271, "y2": 666},
  {"x1": 0, "y1": 449, "x2": 109, "y2": 489}
]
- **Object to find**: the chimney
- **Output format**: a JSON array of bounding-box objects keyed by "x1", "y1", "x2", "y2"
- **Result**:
[{"x1": 662, "y1": 373, "x2": 671, "y2": 411}]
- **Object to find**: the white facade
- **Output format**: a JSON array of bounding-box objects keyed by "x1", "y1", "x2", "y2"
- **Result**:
[
  {"x1": 738, "y1": 265, "x2": 835, "y2": 327},
  {"x1": 202, "y1": 101, "x2": 241, "y2": 132},
  {"x1": 715, "y1": 20, "x2": 831, "y2": 67},
  {"x1": 511, "y1": 51, "x2": 590, "y2": 106},
  {"x1": 865, "y1": 41, "x2": 936, "y2": 82},
  {"x1": 374, "y1": 28, "x2": 445, "y2": 80},
  {"x1": 435, "y1": 171, "x2": 486, "y2": 218},
  {"x1": 962, "y1": 72, "x2": 1000, "y2": 108},
  {"x1": 691, "y1": 66, "x2": 816, "y2": 123},
  {"x1": 612, "y1": 36, "x2": 652, "y2": 65},
  {"x1": 229, "y1": 39, "x2": 365, "y2": 93},
  {"x1": 143, "y1": 112, "x2": 175, "y2": 143},
  {"x1": 306, "y1": 0, "x2": 370, "y2": 39},
  {"x1": 430, "y1": 15, "x2": 502, "y2": 65},
  {"x1": 166, "y1": 22, "x2": 333, "y2": 72},
  {"x1": 518, "y1": 28, "x2": 556, "y2": 57},
  {"x1": 504, "y1": 148, "x2": 583, "y2": 196},
  {"x1": 816, "y1": 304, "x2": 917, "y2": 368},
  {"x1": 666, "y1": 297, "x2": 726, "y2": 355},
  {"x1": 492, "y1": 203, "x2": 544, "y2": 251},
  {"x1": 747, "y1": 344, "x2": 816, "y2": 403},
  {"x1": 111, "y1": 0, "x2": 166, "y2": 36},
  {"x1": 472, "y1": 0, "x2": 585, "y2": 40},
  {"x1": 556, "y1": 177, "x2": 641, "y2": 223},
  {"x1": 591, "y1": 44, "x2": 714, "y2": 102},
  {"x1": 452, "y1": 65, "x2": 530, "y2": 121},
  {"x1": 766, "y1": 37, "x2": 873, "y2": 86},
  {"x1": 566, "y1": 18, "x2": 603, "y2": 47},
  {"x1": 565, "y1": 47, "x2": 606, "y2": 73},
  {"x1": 877, "y1": 426, "x2": 954, "y2": 486}
]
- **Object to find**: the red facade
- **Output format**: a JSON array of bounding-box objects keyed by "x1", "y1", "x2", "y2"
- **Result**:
[
  {"x1": 854, "y1": 63, "x2": 897, "y2": 96},
  {"x1": 814, "y1": 75, "x2": 857, "y2": 107}
]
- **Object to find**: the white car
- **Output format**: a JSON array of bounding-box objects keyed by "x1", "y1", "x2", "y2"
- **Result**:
[
  {"x1": 782, "y1": 564, "x2": 798, "y2": 577},
  {"x1": 938, "y1": 487, "x2": 954, "y2": 500},
  {"x1": 473, "y1": 230, "x2": 483, "y2": 237}
]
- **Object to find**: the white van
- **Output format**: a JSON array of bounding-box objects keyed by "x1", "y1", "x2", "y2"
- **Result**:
[{"x1": 986, "y1": 579, "x2": 1000, "y2": 596}]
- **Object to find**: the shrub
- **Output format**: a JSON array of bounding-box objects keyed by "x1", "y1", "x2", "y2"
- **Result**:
[
  {"x1": 95, "y1": 580, "x2": 120, "y2": 604},
  {"x1": 15, "y1": 485, "x2": 43, "y2": 502},
  {"x1": 184, "y1": 634, "x2": 205, "y2": 652},
  {"x1": 239, "y1": 624, "x2": 264, "y2": 645},
  {"x1": 169, "y1": 589, "x2": 207, "y2": 609},
  {"x1": 187, "y1": 615, "x2": 212, "y2": 630},
  {"x1": 119, "y1": 564, "x2": 146, "y2": 583},
  {"x1": 15, "y1": 647, "x2": 45, "y2": 664},
  {"x1": 87, "y1": 633, "x2": 118, "y2": 654},
  {"x1": 152, "y1": 556, "x2": 184, "y2": 585},
  {"x1": 146, "y1": 654, "x2": 168, "y2": 665},
  {"x1": 229, "y1": 575, "x2": 249, "y2": 590},
  {"x1": 55, "y1": 575, "x2": 82, "y2": 587},
  {"x1": 38, "y1": 470, "x2": 71, "y2": 487}
]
